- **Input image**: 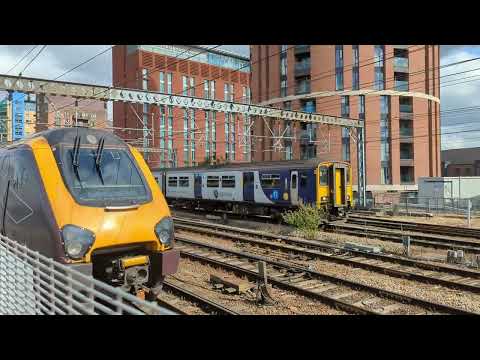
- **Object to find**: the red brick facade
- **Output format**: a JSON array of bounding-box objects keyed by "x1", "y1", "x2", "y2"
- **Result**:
[
  {"x1": 112, "y1": 45, "x2": 251, "y2": 168},
  {"x1": 250, "y1": 45, "x2": 441, "y2": 192}
]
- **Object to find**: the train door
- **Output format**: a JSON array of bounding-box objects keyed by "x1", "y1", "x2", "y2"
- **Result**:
[
  {"x1": 243, "y1": 172, "x2": 254, "y2": 202},
  {"x1": 194, "y1": 174, "x2": 202, "y2": 198},
  {"x1": 290, "y1": 171, "x2": 298, "y2": 205},
  {"x1": 333, "y1": 165, "x2": 346, "y2": 206}
]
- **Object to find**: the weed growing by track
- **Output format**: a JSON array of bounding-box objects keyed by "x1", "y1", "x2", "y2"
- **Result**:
[{"x1": 282, "y1": 204, "x2": 327, "y2": 239}]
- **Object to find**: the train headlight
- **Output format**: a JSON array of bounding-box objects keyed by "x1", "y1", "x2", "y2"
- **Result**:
[
  {"x1": 321, "y1": 196, "x2": 328, "y2": 201},
  {"x1": 347, "y1": 195, "x2": 351, "y2": 201},
  {"x1": 61, "y1": 225, "x2": 95, "y2": 260},
  {"x1": 155, "y1": 217, "x2": 174, "y2": 247}
]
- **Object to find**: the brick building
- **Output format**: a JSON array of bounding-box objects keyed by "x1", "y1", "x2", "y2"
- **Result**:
[
  {"x1": 112, "y1": 45, "x2": 251, "y2": 168},
  {"x1": 250, "y1": 45, "x2": 441, "y2": 194},
  {"x1": 36, "y1": 94, "x2": 109, "y2": 132},
  {"x1": 442, "y1": 147, "x2": 480, "y2": 176}
]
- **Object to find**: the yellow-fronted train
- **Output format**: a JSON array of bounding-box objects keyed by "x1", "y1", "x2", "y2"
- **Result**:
[
  {"x1": 152, "y1": 159, "x2": 353, "y2": 219},
  {"x1": 0, "y1": 127, "x2": 179, "y2": 298}
]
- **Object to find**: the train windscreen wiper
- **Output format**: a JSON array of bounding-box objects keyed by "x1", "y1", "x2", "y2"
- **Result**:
[
  {"x1": 71, "y1": 135, "x2": 82, "y2": 185},
  {"x1": 95, "y1": 137, "x2": 105, "y2": 185}
]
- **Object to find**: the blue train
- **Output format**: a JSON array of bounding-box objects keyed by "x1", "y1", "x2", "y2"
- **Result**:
[{"x1": 151, "y1": 159, "x2": 353, "y2": 217}]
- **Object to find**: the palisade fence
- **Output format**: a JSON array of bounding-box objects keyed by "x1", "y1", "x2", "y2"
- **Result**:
[
  {"x1": 0, "y1": 235, "x2": 174, "y2": 315},
  {"x1": 371, "y1": 193, "x2": 480, "y2": 217}
]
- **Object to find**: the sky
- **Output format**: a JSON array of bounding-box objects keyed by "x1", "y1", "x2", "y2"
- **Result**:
[{"x1": 0, "y1": 45, "x2": 478, "y2": 150}]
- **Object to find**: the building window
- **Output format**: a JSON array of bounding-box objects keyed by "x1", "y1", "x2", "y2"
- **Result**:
[
  {"x1": 190, "y1": 77, "x2": 195, "y2": 97},
  {"x1": 190, "y1": 109, "x2": 196, "y2": 164},
  {"x1": 168, "y1": 106, "x2": 173, "y2": 166},
  {"x1": 211, "y1": 111, "x2": 217, "y2": 160},
  {"x1": 341, "y1": 95, "x2": 350, "y2": 162},
  {"x1": 167, "y1": 73, "x2": 173, "y2": 94},
  {"x1": 280, "y1": 55, "x2": 287, "y2": 77},
  {"x1": 142, "y1": 69, "x2": 148, "y2": 90},
  {"x1": 335, "y1": 45, "x2": 344, "y2": 91},
  {"x1": 225, "y1": 113, "x2": 230, "y2": 160},
  {"x1": 160, "y1": 106, "x2": 166, "y2": 164},
  {"x1": 399, "y1": 96, "x2": 413, "y2": 113},
  {"x1": 394, "y1": 48, "x2": 409, "y2": 69},
  {"x1": 205, "y1": 111, "x2": 210, "y2": 160},
  {"x1": 400, "y1": 143, "x2": 414, "y2": 160},
  {"x1": 159, "y1": 72, "x2": 165, "y2": 93},
  {"x1": 281, "y1": 79, "x2": 287, "y2": 97},
  {"x1": 380, "y1": 95, "x2": 391, "y2": 184},
  {"x1": 394, "y1": 72, "x2": 409, "y2": 91},
  {"x1": 182, "y1": 76, "x2": 188, "y2": 96},
  {"x1": 381, "y1": 167, "x2": 391, "y2": 185},
  {"x1": 204, "y1": 80, "x2": 209, "y2": 99},
  {"x1": 183, "y1": 109, "x2": 189, "y2": 166},
  {"x1": 374, "y1": 45, "x2": 385, "y2": 90},
  {"x1": 211, "y1": 80, "x2": 215, "y2": 100},
  {"x1": 400, "y1": 166, "x2": 414, "y2": 184},
  {"x1": 352, "y1": 45, "x2": 359, "y2": 90},
  {"x1": 359, "y1": 95, "x2": 365, "y2": 120}
]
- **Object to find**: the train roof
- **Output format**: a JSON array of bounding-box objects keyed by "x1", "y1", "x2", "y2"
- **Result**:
[
  {"x1": 151, "y1": 159, "x2": 349, "y2": 173},
  {"x1": 16, "y1": 127, "x2": 127, "y2": 149}
]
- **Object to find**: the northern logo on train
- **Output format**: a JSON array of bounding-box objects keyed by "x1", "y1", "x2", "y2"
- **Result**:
[
  {"x1": 214, "y1": 189, "x2": 219, "y2": 198},
  {"x1": 271, "y1": 190, "x2": 279, "y2": 200}
]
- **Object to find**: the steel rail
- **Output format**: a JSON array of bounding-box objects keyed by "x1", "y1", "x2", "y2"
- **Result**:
[{"x1": 175, "y1": 236, "x2": 478, "y2": 315}]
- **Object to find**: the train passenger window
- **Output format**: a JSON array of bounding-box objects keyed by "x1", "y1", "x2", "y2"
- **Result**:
[
  {"x1": 300, "y1": 174, "x2": 308, "y2": 188},
  {"x1": 291, "y1": 174, "x2": 297, "y2": 189},
  {"x1": 260, "y1": 174, "x2": 281, "y2": 189},
  {"x1": 221, "y1": 176, "x2": 235, "y2": 188},
  {"x1": 179, "y1": 177, "x2": 189, "y2": 187},
  {"x1": 346, "y1": 169, "x2": 350, "y2": 184},
  {"x1": 168, "y1": 177, "x2": 178, "y2": 187},
  {"x1": 207, "y1": 176, "x2": 219, "y2": 187},
  {"x1": 320, "y1": 167, "x2": 328, "y2": 185}
]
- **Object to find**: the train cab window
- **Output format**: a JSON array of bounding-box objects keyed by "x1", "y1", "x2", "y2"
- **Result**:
[
  {"x1": 179, "y1": 177, "x2": 189, "y2": 187},
  {"x1": 221, "y1": 175, "x2": 235, "y2": 188},
  {"x1": 60, "y1": 147, "x2": 150, "y2": 206},
  {"x1": 300, "y1": 174, "x2": 308, "y2": 188},
  {"x1": 168, "y1": 177, "x2": 178, "y2": 187},
  {"x1": 346, "y1": 169, "x2": 350, "y2": 184},
  {"x1": 207, "y1": 176, "x2": 219, "y2": 187},
  {"x1": 260, "y1": 174, "x2": 281, "y2": 188},
  {"x1": 320, "y1": 167, "x2": 328, "y2": 186},
  {"x1": 291, "y1": 174, "x2": 297, "y2": 189}
]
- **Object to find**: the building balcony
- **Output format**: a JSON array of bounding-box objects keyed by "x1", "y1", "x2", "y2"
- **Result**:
[
  {"x1": 294, "y1": 45, "x2": 310, "y2": 56},
  {"x1": 399, "y1": 111, "x2": 413, "y2": 120},
  {"x1": 394, "y1": 57, "x2": 409, "y2": 73},
  {"x1": 295, "y1": 61, "x2": 311, "y2": 77},
  {"x1": 394, "y1": 80, "x2": 409, "y2": 92},
  {"x1": 300, "y1": 129, "x2": 316, "y2": 143},
  {"x1": 295, "y1": 81, "x2": 311, "y2": 95},
  {"x1": 400, "y1": 159, "x2": 414, "y2": 167}
]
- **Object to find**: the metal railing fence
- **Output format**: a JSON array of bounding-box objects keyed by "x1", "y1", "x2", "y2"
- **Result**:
[
  {"x1": 0, "y1": 235, "x2": 174, "y2": 315},
  {"x1": 370, "y1": 193, "x2": 480, "y2": 217}
]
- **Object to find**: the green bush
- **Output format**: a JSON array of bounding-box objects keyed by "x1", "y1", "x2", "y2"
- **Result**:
[{"x1": 282, "y1": 203, "x2": 327, "y2": 236}]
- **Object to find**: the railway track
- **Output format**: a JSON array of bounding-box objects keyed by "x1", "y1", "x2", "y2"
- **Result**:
[
  {"x1": 327, "y1": 220, "x2": 480, "y2": 253},
  {"x1": 173, "y1": 233, "x2": 478, "y2": 315},
  {"x1": 347, "y1": 215, "x2": 480, "y2": 239},
  {"x1": 142, "y1": 280, "x2": 241, "y2": 315},
  {"x1": 173, "y1": 217, "x2": 480, "y2": 295}
]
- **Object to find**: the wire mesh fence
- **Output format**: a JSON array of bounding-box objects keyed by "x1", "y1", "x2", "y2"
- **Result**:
[
  {"x1": 0, "y1": 235, "x2": 175, "y2": 315},
  {"x1": 369, "y1": 193, "x2": 480, "y2": 217}
]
